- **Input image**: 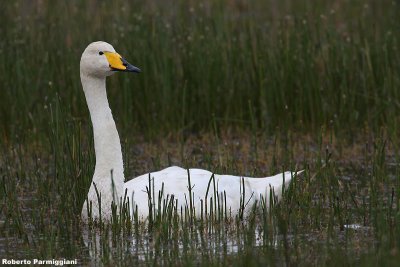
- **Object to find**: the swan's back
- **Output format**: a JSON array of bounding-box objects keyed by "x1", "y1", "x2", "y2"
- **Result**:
[{"x1": 124, "y1": 166, "x2": 299, "y2": 219}]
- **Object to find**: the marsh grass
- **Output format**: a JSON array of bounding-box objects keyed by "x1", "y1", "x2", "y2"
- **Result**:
[
  {"x1": 1, "y1": 115, "x2": 399, "y2": 265},
  {"x1": 0, "y1": 0, "x2": 399, "y2": 140},
  {"x1": 1, "y1": 0, "x2": 400, "y2": 266}
]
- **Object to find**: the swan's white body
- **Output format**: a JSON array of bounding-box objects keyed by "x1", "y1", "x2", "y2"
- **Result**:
[
  {"x1": 125, "y1": 166, "x2": 295, "y2": 218},
  {"x1": 80, "y1": 41, "x2": 300, "y2": 221}
]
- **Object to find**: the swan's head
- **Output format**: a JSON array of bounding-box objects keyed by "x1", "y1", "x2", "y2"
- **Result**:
[{"x1": 80, "y1": 41, "x2": 140, "y2": 78}]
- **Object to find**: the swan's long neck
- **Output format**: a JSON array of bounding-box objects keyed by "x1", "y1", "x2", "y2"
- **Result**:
[{"x1": 81, "y1": 74, "x2": 124, "y2": 219}]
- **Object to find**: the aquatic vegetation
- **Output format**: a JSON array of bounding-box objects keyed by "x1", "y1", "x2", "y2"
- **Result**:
[{"x1": 0, "y1": 0, "x2": 399, "y2": 265}]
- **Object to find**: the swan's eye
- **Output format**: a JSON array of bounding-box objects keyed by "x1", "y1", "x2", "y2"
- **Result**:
[{"x1": 99, "y1": 51, "x2": 104, "y2": 55}]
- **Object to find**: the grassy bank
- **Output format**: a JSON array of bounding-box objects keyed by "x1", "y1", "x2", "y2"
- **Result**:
[
  {"x1": 0, "y1": 0, "x2": 399, "y2": 141},
  {"x1": 0, "y1": 0, "x2": 399, "y2": 266}
]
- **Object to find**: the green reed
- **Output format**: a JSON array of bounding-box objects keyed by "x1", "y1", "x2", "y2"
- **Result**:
[
  {"x1": 0, "y1": 0, "x2": 399, "y2": 142},
  {"x1": 0, "y1": 0, "x2": 400, "y2": 266}
]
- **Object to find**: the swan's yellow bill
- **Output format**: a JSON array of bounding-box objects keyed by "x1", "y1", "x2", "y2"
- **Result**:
[
  {"x1": 103, "y1": 51, "x2": 141, "y2": 73},
  {"x1": 104, "y1": 52, "x2": 126, "y2": 70}
]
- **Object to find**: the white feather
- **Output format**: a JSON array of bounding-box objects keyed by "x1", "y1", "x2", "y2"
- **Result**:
[{"x1": 79, "y1": 41, "x2": 302, "y2": 221}]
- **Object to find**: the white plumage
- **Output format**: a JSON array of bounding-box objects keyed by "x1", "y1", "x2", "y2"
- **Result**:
[{"x1": 80, "y1": 41, "x2": 301, "y2": 221}]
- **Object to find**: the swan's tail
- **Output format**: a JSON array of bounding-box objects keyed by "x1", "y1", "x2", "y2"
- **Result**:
[{"x1": 256, "y1": 170, "x2": 304, "y2": 204}]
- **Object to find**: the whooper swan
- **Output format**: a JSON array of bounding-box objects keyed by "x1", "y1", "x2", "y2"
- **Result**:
[{"x1": 80, "y1": 41, "x2": 301, "y2": 221}]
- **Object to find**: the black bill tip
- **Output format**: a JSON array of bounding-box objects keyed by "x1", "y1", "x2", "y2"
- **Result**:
[{"x1": 122, "y1": 57, "x2": 141, "y2": 73}]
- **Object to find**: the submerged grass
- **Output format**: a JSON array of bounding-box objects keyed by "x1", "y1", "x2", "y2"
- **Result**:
[
  {"x1": 0, "y1": 0, "x2": 400, "y2": 266},
  {"x1": 1, "y1": 121, "x2": 399, "y2": 265}
]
